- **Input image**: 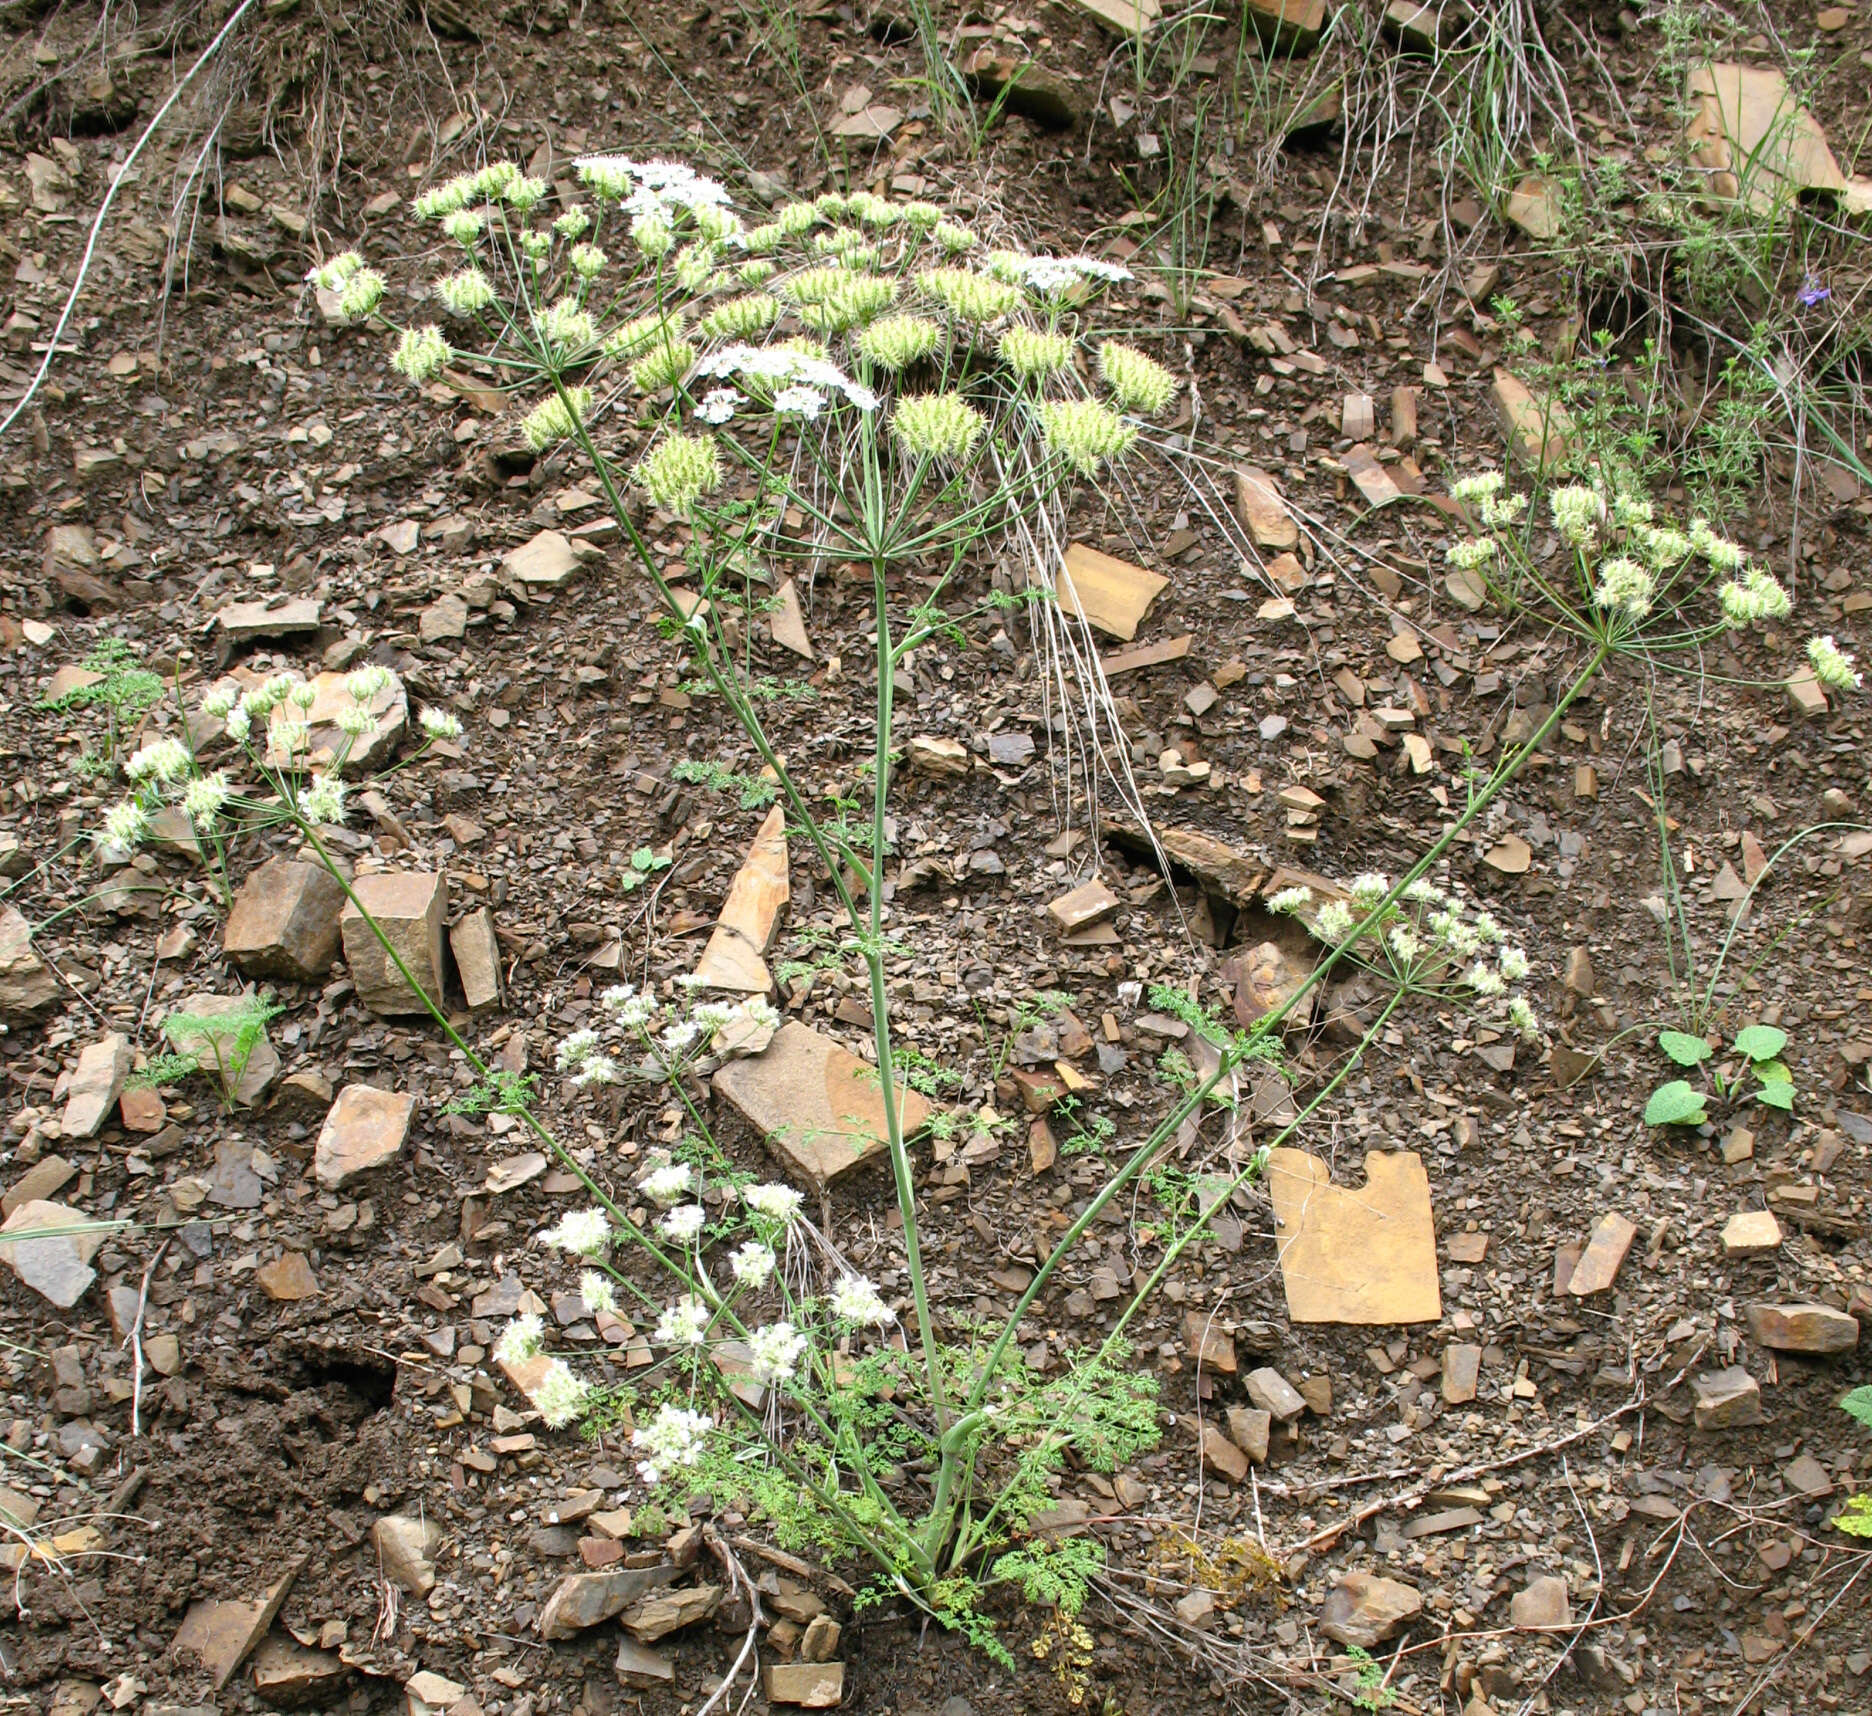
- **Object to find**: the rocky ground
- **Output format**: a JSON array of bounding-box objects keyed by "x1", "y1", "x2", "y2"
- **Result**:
[{"x1": 0, "y1": 2, "x2": 1869, "y2": 1714}]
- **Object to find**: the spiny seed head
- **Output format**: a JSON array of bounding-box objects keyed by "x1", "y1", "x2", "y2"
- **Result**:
[
  {"x1": 632, "y1": 210, "x2": 675, "y2": 258},
  {"x1": 629, "y1": 338, "x2": 696, "y2": 394},
  {"x1": 744, "y1": 222, "x2": 786, "y2": 255},
  {"x1": 673, "y1": 241, "x2": 718, "y2": 293},
  {"x1": 435, "y1": 268, "x2": 497, "y2": 316},
  {"x1": 635, "y1": 432, "x2": 722, "y2": 520},
  {"x1": 1098, "y1": 341, "x2": 1176, "y2": 415},
  {"x1": 555, "y1": 205, "x2": 592, "y2": 239},
  {"x1": 784, "y1": 268, "x2": 898, "y2": 332},
  {"x1": 891, "y1": 392, "x2": 987, "y2": 464},
  {"x1": 522, "y1": 387, "x2": 593, "y2": 451},
  {"x1": 1549, "y1": 485, "x2": 1606, "y2": 547},
  {"x1": 998, "y1": 325, "x2": 1074, "y2": 381},
  {"x1": 777, "y1": 200, "x2": 820, "y2": 236},
  {"x1": 737, "y1": 259, "x2": 778, "y2": 286},
  {"x1": 1036, "y1": 398, "x2": 1136, "y2": 474},
  {"x1": 932, "y1": 220, "x2": 976, "y2": 253},
  {"x1": 845, "y1": 190, "x2": 898, "y2": 227},
  {"x1": 504, "y1": 175, "x2": 548, "y2": 210},
  {"x1": 604, "y1": 312, "x2": 684, "y2": 360},
  {"x1": 540, "y1": 296, "x2": 597, "y2": 353},
  {"x1": 900, "y1": 201, "x2": 943, "y2": 230},
  {"x1": 1446, "y1": 536, "x2": 1498, "y2": 570},
  {"x1": 1449, "y1": 471, "x2": 1504, "y2": 503},
  {"x1": 1808, "y1": 633, "x2": 1862, "y2": 690},
  {"x1": 693, "y1": 203, "x2": 741, "y2": 245},
  {"x1": 812, "y1": 193, "x2": 848, "y2": 220},
  {"x1": 1719, "y1": 567, "x2": 1791, "y2": 624},
  {"x1": 442, "y1": 208, "x2": 483, "y2": 245},
  {"x1": 698, "y1": 293, "x2": 780, "y2": 341},
  {"x1": 520, "y1": 230, "x2": 550, "y2": 261},
  {"x1": 857, "y1": 313, "x2": 943, "y2": 372},
  {"x1": 391, "y1": 324, "x2": 450, "y2": 384},
  {"x1": 1593, "y1": 555, "x2": 1655, "y2": 619},
  {"x1": 307, "y1": 251, "x2": 364, "y2": 292},
  {"x1": 918, "y1": 267, "x2": 1020, "y2": 324},
  {"x1": 336, "y1": 269, "x2": 386, "y2": 320},
  {"x1": 569, "y1": 242, "x2": 606, "y2": 279}
]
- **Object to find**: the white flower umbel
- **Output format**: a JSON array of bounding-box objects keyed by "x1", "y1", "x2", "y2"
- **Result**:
[
  {"x1": 695, "y1": 387, "x2": 743, "y2": 425},
  {"x1": 494, "y1": 1311, "x2": 545, "y2": 1366},
  {"x1": 99, "y1": 797, "x2": 150, "y2": 850},
  {"x1": 1808, "y1": 634, "x2": 1862, "y2": 691},
  {"x1": 741, "y1": 1182, "x2": 804, "y2": 1225},
  {"x1": 690, "y1": 343, "x2": 878, "y2": 411},
  {"x1": 298, "y1": 774, "x2": 346, "y2": 826},
  {"x1": 542, "y1": 1208, "x2": 613, "y2": 1257},
  {"x1": 419, "y1": 707, "x2": 464, "y2": 741},
  {"x1": 1266, "y1": 885, "x2": 1313, "y2": 915},
  {"x1": 659, "y1": 1204, "x2": 707, "y2": 1245},
  {"x1": 729, "y1": 1240, "x2": 775, "y2": 1287},
  {"x1": 533, "y1": 1359, "x2": 589, "y2": 1429},
  {"x1": 125, "y1": 736, "x2": 192, "y2": 784},
  {"x1": 631, "y1": 1401, "x2": 713, "y2": 1485},
  {"x1": 557, "y1": 1029, "x2": 602, "y2": 1072},
  {"x1": 830, "y1": 1274, "x2": 893, "y2": 1326},
  {"x1": 654, "y1": 1295, "x2": 713, "y2": 1347},
  {"x1": 570, "y1": 1053, "x2": 620, "y2": 1088},
  {"x1": 347, "y1": 665, "x2": 391, "y2": 704},
  {"x1": 601, "y1": 984, "x2": 660, "y2": 1030},
  {"x1": 183, "y1": 771, "x2": 232, "y2": 827},
  {"x1": 640, "y1": 1162, "x2": 695, "y2": 1205},
  {"x1": 1508, "y1": 996, "x2": 1540, "y2": 1040},
  {"x1": 748, "y1": 1321, "x2": 807, "y2": 1386},
  {"x1": 580, "y1": 1270, "x2": 618, "y2": 1316}
]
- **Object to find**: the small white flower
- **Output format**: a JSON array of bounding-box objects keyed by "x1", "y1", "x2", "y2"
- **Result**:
[
  {"x1": 125, "y1": 736, "x2": 192, "y2": 784},
  {"x1": 542, "y1": 1208, "x2": 613, "y2": 1256},
  {"x1": 572, "y1": 1053, "x2": 620, "y2": 1088},
  {"x1": 557, "y1": 1029, "x2": 601, "y2": 1070},
  {"x1": 223, "y1": 702, "x2": 253, "y2": 743},
  {"x1": 1315, "y1": 899, "x2": 1355, "y2": 943},
  {"x1": 1508, "y1": 996, "x2": 1540, "y2": 1040},
  {"x1": 660, "y1": 1018, "x2": 707, "y2": 1055},
  {"x1": 494, "y1": 1312, "x2": 545, "y2": 1366},
  {"x1": 1467, "y1": 963, "x2": 1506, "y2": 997},
  {"x1": 1499, "y1": 947, "x2": 1531, "y2": 983},
  {"x1": 201, "y1": 687, "x2": 237, "y2": 720},
  {"x1": 1387, "y1": 924, "x2": 1421, "y2": 962},
  {"x1": 696, "y1": 387, "x2": 742, "y2": 425},
  {"x1": 640, "y1": 1162, "x2": 694, "y2": 1205},
  {"x1": 630, "y1": 1401, "x2": 713, "y2": 1484},
  {"x1": 183, "y1": 771, "x2": 232, "y2": 827},
  {"x1": 1348, "y1": 873, "x2": 1391, "y2": 906},
  {"x1": 729, "y1": 1241, "x2": 775, "y2": 1287},
  {"x1": 742, "y1": 1182, "x2": 804, "y2": 1225},
  {"x1": 580, "y1": 1270, "x2": 617, "y2": 1316},
  {"x1": 420, "y1": 707, "x2": 464, "y2": 741},
  {"x1": 654, "y1": 1295, "x2": 712, "y2": 1347},
  {"x1": 335, "y1": 704, "x2": 377, "y2": 737},
  {"x1": 298, "y1": 774, "x2": 346, "y2": 826},
  {"x1": 829, "y1": 1274, "x2": 892, "y2": 1327},
  {"x1": 748, "y1": 1321, "x2": 807, "y2": 1386},
  {"x1": 347, "y1": 665, "x2": 392, "y2": 705},
  {"x1": 1265, "y1": 886, "x2": 1312, "y2": 915},
  {"x1": 99, "y1": 797, "x2": 149, "y2": 850},
  {"x1": 772, "y1": 384, "x2": 826, "y2": 419},
  {"x1": 659, "y1": 1204, "x2": 707, "y2": 1244},
  {"x1": 533, "y1": 1358, "x2": 589, "y2": 1429}
]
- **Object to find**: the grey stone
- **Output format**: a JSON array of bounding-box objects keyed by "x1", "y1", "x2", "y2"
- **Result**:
[
  {"x1": 215, "y1": 597, "x2": 322, "y2": 642},
  {"x1": 1510, "y1": 1574, "x2": 1571, "y2": 1629},
  {"x1": 620, "y1": 1582, "x2": 722, "y2": 1641},
  {"x1": 1244, "y1": 1366, "x2": 1306, "y2": 1422},
  {"x1": 538, "y1": 1564, "x2": 679, "y2": 1639},
  {"x1": 223, "y1": 858, "x2": 346, "y2": 981},
  {"x1": 0, "y1": 1199, "x2": 108, "y2": 1308},
  {"x1": 614, "y1": 1637, "x2": 675, "y2": 1687}
]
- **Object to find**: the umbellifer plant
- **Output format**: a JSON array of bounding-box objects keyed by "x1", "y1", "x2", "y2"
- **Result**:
[{"x1": 274, "y1": 155, "x2": 1848, "y2": 1664}]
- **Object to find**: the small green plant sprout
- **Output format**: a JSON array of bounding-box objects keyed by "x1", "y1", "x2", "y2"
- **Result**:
[
  {"x1": 1837, "y1": 1388, "x2": 1872, "y2": 1538},
  {"x1": 1645, "y1": 1023, "x2": 1793, "y2": 1127},
  {"x1": 670, "y1": 757, "x2": 779, "y2": 809},
  {"x1": 616, "y1": 846, "x2": 672, "y2": 894},
  {"x1": 131, "y1": 995, "x2": 282, "y2": 1112},
  {"x1": 37, "y1": 638, "x2": 165, "y2": 765},
  {"x1": 1344, "y1": 1644, "x2": 1398, "y2": 1712}
]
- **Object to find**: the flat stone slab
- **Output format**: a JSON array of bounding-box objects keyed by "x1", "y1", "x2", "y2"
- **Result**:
[
  {"x1": 1319, "y1": 1571, "x2": 1422, "y2": 1648},
  {"x1": 315, "y1": 1084, "x2": 416, "y2": 1190},
  {"x1": 0, "y1": 1199, "x2": 108, "y2": 1308},
  {"x1": 502, "y1": 528, "x2": 597, "y2": 588},
  {"x1": 449, "y1": 906, "x2": 503, "y2": 1010},
  {"x1": 693, "y1": 806, "x2": 789, "y2": 993},
  {"x1": 1267, "y1": 1148, "x2": 1441, "y2": 1324},
  {"x1": 712, "y1": 1021, "x2": 931, "y2": 1192},
  {"x1": 1745, "y1": 1301, "x2": 1859, "y2": 1354},
  {"x1": 0, "y1": 904, "x2": 60, "y2": 1019},
  {"x1": 169, "y1": 1557, "x2": 303, "y2": 1688},
  {"x1": 215, "y1": 596, "x2": 322, "y2": 641},
  {"x1": 1056, "y1": 542, "x2": 1168, "y2": 642},
  {"x1": 538, "y1": 1565, "x2": 680, "y2": 1639},
  {"x1": 1566, "y1": 1211, "x2": 1638, "y2": 1296}
]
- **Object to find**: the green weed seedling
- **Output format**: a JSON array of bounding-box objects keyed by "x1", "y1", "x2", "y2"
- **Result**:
[
  {"x1": 1645, "y1": 1024, "x2": 1794, "y2": 1127},
  {"x1": 616, "y1": 846, "x2": 672, "y2": 894},
  {"x1": 1837, "y1": 1388, "x2": 1872, "y2": 1538},
  {"x1": 132, "y1": 995, "x2": 282, "y2": 1113}
]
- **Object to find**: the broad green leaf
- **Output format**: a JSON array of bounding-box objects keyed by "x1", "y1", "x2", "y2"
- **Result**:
[
  {"x1": 1732, "y1": 1025, "x2": 1788, "y2": 1063},
  {"x1": 1842, "y1": 1386, "x2": 1872, "y2": 1430},
  {"x1": 1754, "y1": 1079, "x2": 1794, "y2": 1112},
  {"x1": 1836, "y1": 1494, "x2": 1872, "y2": 1539},
  {"x1": 1753, "y1": 1057, "x2": 1792, "y2": 1084},
  {"x1": 1644, "y1": 1080, "x2": 1707, "y2": 1126},
  {"x1": 1658, "y1": 1030, "x2": 1713, "y2": 1067}
]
